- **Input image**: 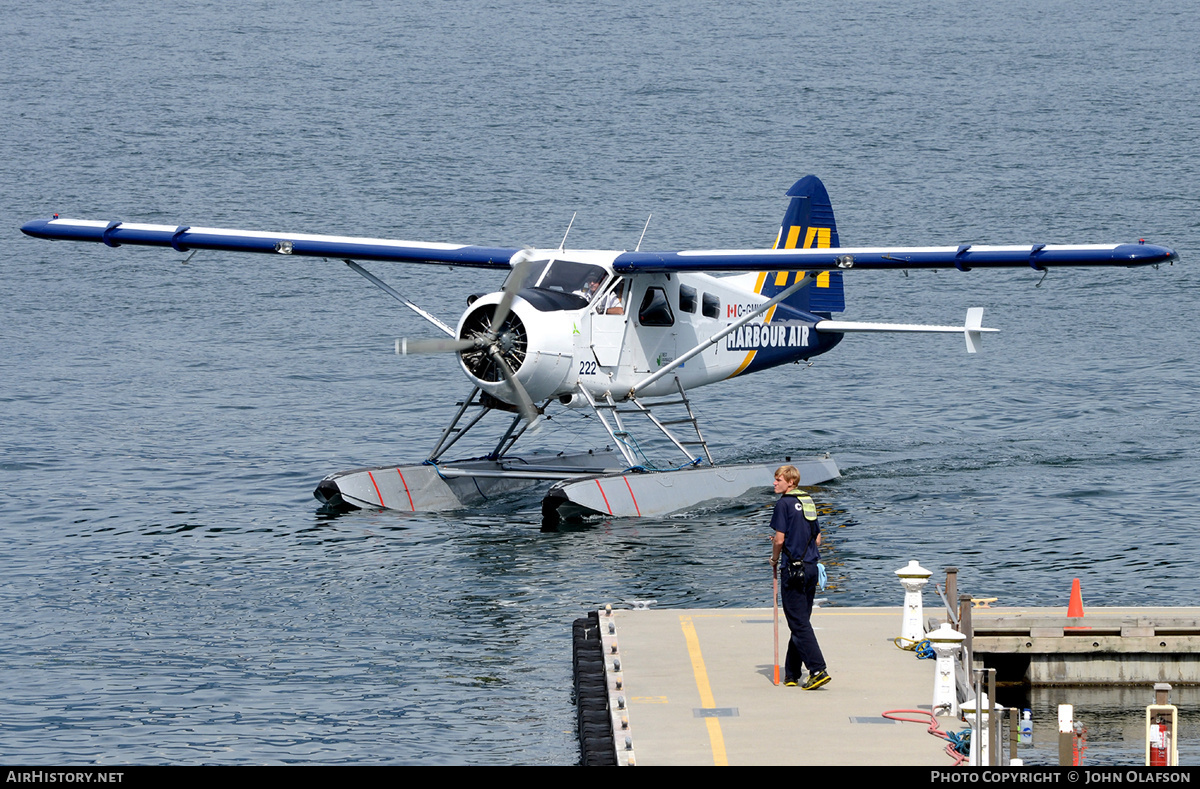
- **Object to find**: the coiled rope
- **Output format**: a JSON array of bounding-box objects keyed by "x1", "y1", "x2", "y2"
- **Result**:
[{"x1": 893, "y1": 636, "x2": 936, "y2": 658}]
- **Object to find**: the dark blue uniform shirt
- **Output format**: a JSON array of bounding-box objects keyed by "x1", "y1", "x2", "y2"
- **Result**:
[{"x1": 771, "y1": 492, "x2": 820, "y2": 564}]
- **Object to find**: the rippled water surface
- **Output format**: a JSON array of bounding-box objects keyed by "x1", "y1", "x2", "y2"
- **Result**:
[{"x1": 2, "y1": 0, "x2": 1198, "y2": 766}]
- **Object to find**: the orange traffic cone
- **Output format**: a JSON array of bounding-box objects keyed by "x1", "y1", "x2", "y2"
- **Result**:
[{"x1": 1067, "y1": 578, "x2": 1084, "y2": 618}]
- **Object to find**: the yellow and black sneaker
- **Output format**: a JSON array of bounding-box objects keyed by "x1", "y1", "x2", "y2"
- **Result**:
[
  {"x1": 784, "y1": 677, "x2": 798, "y2": 687},
  {"x1": 801, "y1": 670, "x2": 830, "y2": 690}
]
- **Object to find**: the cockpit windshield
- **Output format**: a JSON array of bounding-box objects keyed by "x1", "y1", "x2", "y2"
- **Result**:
[
  {"x1": 538, "y1": 260, "x2": 609, "y2": 296},
  {"x1": 504, "y1": 260, "x2": 550, "y2": 291},
  {"x1": 501, "y1": 259, "x2": 612, "y2": 310}
]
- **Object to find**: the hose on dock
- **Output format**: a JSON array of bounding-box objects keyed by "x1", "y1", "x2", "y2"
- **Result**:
[{"x1": 882, "y1": 708, "x2": 969, "y2": 765}]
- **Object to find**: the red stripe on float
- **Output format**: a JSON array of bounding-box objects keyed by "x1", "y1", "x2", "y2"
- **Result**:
[
  {"x1": 595, "y1": 480, "x2": 612, "y2": 515},
  {"x1": 396, "y1": 468, "x2": 415, "y2": 512},
  {"x1": 623, "y1": 477, "x2": 641, "y2": 516},
  {"x1": 367, "y1": 471, "x2": 384, "y2": 507}
]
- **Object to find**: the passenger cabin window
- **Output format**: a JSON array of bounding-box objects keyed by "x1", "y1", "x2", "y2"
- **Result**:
[
  {"x1": 638, "y1": 287, "x2": 675, "y2": 327},
  {"x1": 678, "y1": 284, "x2": 697, "y2": 313},
  {"x1": 702, "y1": 292, "x2": 720, "y2": 319}
]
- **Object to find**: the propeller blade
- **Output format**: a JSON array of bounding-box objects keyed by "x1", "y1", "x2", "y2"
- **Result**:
[
  {"x1": 489, "y1": 347, "x2": 540, "y2": 425},
  {"x1": 491, "y1": 249, "x2": 538, "y2": 332},
  {"x1": 396, "y1": 337, "x2": 475, "y2": 355}
]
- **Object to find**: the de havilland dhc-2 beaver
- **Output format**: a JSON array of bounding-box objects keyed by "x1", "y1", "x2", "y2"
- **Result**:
[{"x1": 21, "y1": 176, "x2": 1178, "y2": 524}]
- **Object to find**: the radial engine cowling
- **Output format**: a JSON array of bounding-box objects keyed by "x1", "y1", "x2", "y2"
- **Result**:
[{"x1": 456, "y1": 295, "x2": 576, "y2": 405}]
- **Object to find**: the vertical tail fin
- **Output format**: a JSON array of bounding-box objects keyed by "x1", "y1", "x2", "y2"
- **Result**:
[
  {"x1": 761, "y1": 175, "x2": 845, "y2": 315},
  {"x1": 774, "y1": 175, "x2": 840, "y2": 251}
]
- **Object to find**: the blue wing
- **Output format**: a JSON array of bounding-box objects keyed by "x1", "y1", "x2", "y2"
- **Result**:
[
  {"x1": 613, "y1": 242, "x2": 1177, "y2": 273},
  {"x1": 21, "y1": 215, "x2": 1178, "y2": 274},
  {"x1": 609, "y1": 174, "x2": 1176, "y2": 272},
  {"x1": 20, "y1": 217, "x2": 520, "y2": 269}
]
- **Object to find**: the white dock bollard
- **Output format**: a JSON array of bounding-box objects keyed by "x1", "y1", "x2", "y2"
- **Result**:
[
  {"x1": 962, "y1": 693, "x2": 1002, "y2": 766},
  {"x1": 926, "y1": 622, "x2": 966, "y2": 717},
  {"x1": 895, "y1": 560, "x2": 932, "y2": 645}
]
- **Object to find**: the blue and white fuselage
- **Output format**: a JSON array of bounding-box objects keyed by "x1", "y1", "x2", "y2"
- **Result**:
[{"x1": 460, "y1": 256, "x2": 844, "y2": 405}]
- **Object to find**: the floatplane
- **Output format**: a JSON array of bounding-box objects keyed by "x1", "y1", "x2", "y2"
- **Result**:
[{"x1": 22, "y1": 176, "x2": 1177, "y2": 524}]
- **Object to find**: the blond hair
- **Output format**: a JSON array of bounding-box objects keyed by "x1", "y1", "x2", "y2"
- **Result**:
[{"x1": 774, "y1": 464, "x2": 800, "y2": 487}]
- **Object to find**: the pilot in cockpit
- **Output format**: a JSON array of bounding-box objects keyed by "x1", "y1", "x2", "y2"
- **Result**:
[
  {"x1": 598, "y1": 279, "x2": 625, "y2": 315},
  {"x1": 578, "y1": 272, "x2": 605, "y2": 302}
]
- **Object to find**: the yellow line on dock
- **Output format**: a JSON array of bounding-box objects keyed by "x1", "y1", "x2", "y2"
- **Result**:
[{"x1": 679, "y1": 615, "x2": 728, "y2": 766}]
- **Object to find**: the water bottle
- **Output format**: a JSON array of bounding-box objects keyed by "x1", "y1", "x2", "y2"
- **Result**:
[{"x1": 1019, "y1": 708, "x2": 1033, "y2": 744}]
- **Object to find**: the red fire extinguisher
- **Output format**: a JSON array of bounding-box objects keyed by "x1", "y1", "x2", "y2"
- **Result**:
[{"x1": 1150, "y1": 716, "x2": 1170, "y2": 767}]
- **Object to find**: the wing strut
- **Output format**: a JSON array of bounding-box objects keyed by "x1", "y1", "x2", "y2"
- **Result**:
[{"x1": 344, "y1": 260, "x2": 456, "y2": 337}]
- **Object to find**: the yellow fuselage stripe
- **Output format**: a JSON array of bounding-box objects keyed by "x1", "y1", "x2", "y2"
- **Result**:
[
  {"x1": 680, "y1": 615, "x2": 728, "y2": 766},
  {"x1": 728, "y1": 272, "x2": 771, "y2": 378},
  {"x1": 729, "y1": 350, "x2": 756, "y2": 379}
]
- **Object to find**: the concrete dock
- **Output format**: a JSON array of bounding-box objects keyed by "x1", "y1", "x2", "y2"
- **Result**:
[
  {"x1": 968, "y1": 605, "x2": 1200, "y2": 685},
  {"x1": 601, "y1": 605, "x2": 956, "y2": 766},
  {"x1": 589, "y1": 603, "x2": 1200, "y2": 765}
]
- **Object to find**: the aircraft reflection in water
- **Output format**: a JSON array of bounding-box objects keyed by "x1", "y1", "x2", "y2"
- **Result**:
[{"x1": 22, "y1": 176, "x2": 1178, "y2": 524}]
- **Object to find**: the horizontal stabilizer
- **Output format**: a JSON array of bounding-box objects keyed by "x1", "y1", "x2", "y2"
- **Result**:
[{"x1": 815, "y1": 308, "x2": 997, "y2": 354}]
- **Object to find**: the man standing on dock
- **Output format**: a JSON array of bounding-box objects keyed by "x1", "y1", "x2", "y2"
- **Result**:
[{"x1": 769, "y1": 465, "x2": 831, "y2": 690}]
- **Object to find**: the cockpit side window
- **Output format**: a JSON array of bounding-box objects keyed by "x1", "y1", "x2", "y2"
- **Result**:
[{"x1": 595, "y1": 277, "x2": 626, "y2": 315}]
